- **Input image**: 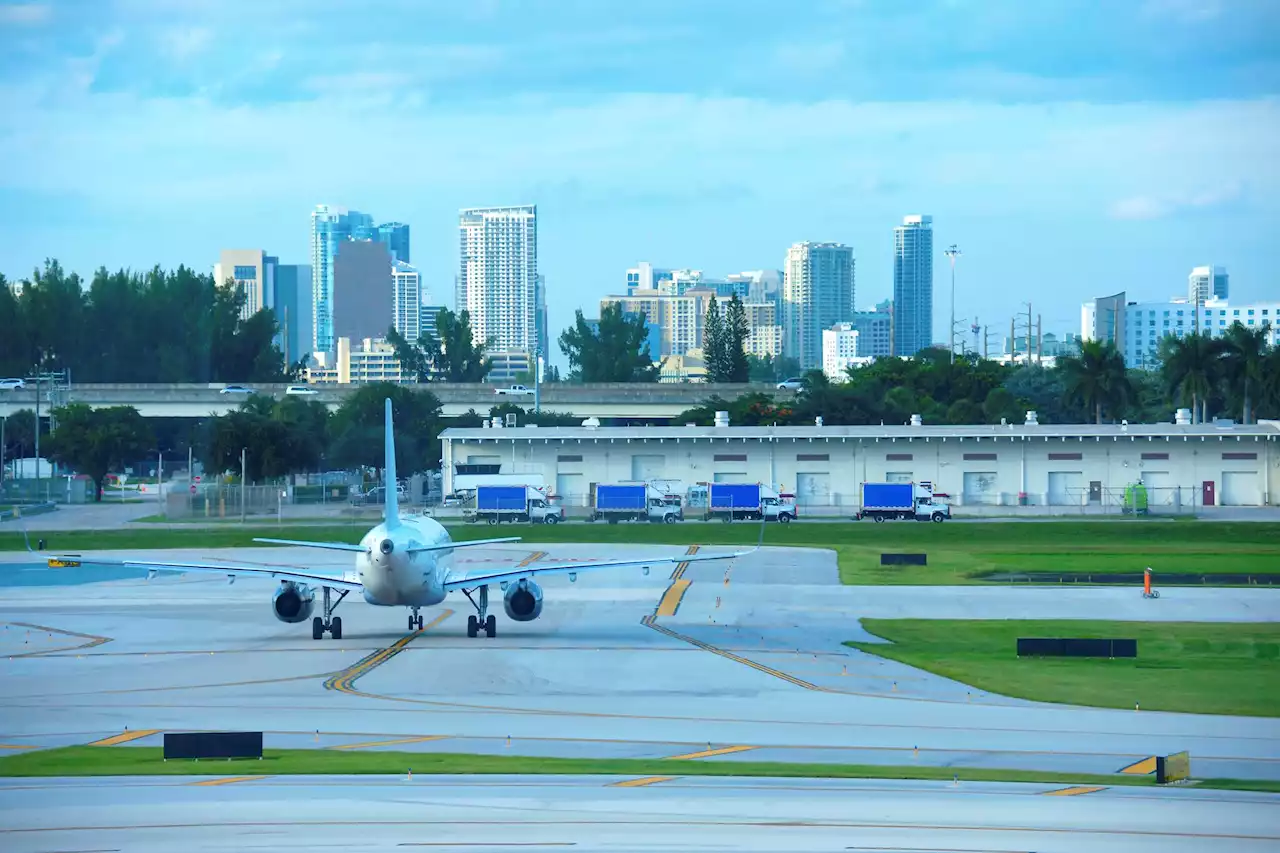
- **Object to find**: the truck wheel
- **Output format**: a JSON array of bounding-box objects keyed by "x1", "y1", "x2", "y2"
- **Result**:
[
  {"x1": 778, "y1": 513, "x2": 792, "y2": 524},
  {"x1": 873, "y1": 515, "x2": 885, "y2": 523},
  {"x1": 932, "y1": 512, "x2": 945, "y2": 523},
  {"x1": 487, "y1": 517, "x2": 498, "y2": 525},
  {"x1": 545, "y1": 514, "x2": 559, "y2": 525},
  {"x1": 664, "y1": 514, "x2": 677, "y2": 524}
]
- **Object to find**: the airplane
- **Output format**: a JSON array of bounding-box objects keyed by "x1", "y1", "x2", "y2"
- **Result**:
[{"x1": 40, "y1": 398, "x2": 752, "y2": 640}]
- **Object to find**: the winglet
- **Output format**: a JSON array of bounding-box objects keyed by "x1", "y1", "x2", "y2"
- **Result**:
[{"x1": 384, "y1": 397, "x2": 400, "y2": 530}]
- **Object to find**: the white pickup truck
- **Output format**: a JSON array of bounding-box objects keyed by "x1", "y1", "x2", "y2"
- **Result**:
[{"x1": 493, "y1": 385, "x2": 534, "y2": 396}]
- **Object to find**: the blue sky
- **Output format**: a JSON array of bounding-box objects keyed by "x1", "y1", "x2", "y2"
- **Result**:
[{"x1": 1, "y1": 0, "x2": 1277, "y2": 360}]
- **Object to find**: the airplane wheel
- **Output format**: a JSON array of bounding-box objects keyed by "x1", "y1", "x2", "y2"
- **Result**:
[
  {"x1": 416, "y1": 615, "x2": 424, "y2": 630},
  {"x1": 330, "y1": 617, "x2": 342, "y2": 640},
  {"x1": 467, "y1": 615, "x2": 478, "y2": 638},
  {"x1": 312, "y1": 617, "x2": 324, "y2": 640},
  {"x1": 485, "y1": 615, "x2": 497, "y2": 637}
]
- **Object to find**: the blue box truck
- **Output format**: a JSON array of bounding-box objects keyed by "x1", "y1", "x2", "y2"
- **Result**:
[
  {"x1": 707, "y1": 482, "x2": 797, "y2": 523},
  {"x1": 856, "y1": 482, "x2": 950, "y2": 522},
  {"x1": 471, "y1": 485, "x2": 564, "y2": 525}
]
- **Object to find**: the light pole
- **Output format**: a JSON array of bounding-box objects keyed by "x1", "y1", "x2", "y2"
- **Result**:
[{"x1": 945, "y1": 245, "x2": 961, "y2": 364}]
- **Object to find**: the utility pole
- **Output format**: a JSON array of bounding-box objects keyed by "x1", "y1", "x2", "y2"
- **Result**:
[
  {"x1": 945, "y1": 245, "x2": 961, "y2": 364},
  {"x1": 1036, "y1": 314, "x2": 1043, "y2": 364},
  {"x1": 157, "y1": 451, "x2": 164, "y2": 518},
  {"x1": 1009, "y1": 317, "x2": 1016, "y2": 363},
  {"x1": 240, "y1": 447, "x2": 247, "y2": 523},
  {"x1": 533, "y1": 347, "x2": 541, "y2": 414}
]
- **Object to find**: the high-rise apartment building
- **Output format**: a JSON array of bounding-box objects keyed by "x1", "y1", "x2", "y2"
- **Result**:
[
  {"x1": 728, "y1": 270, "x2": 783, "y2": 306},
  {"x1": 392, "y1": 261, "x2": 422, "y2": 343},
  {"x1": 1086, "y1": 293, "x2": 1279, "y2": 369},
  {"x1": 1081, "y1": 291, "x2": 1127, "y2": 348},
  {"x1": 744, "y1": 301, "x2": 782, "y2": 359},
  {"x1": 626, "y1": 262, "x2": 673, "y2": 295},
  {"x1": 311, "y1": 205, "x2": 373, "y2": 354},
  {"x1": 420, "y1": 304, "x2": 445, "y2": 346},
  {"x1": 333, "y1": 239, "x2": 392, "y2": 345},
  {"x1": 892, "y1": 215, "x2": 933, "y2": 356},
  {"x1": 376, "y1": 222, "x2": 411, "y2": 264},
  {"x1": 782, "y1": 242, "x2": 856, "y2": 370},
  {"x1": 853, "y1": 299, "x2": 893, "y2": 357},
  {"x1": 1189, "y1": 265, "x2": 1229, "y2": 305},
  {"x1": 213, "y1": 249, "x2": 277, "y2": 321},
  {"x1": 822, "y1": 323, "x2": 862, "y2": 380},
  {"x1": 457, "y1": 205, "x2": 539, "y2": 354},
  {"x1": 274, "y1": 264, "x2": 313, "y2": 364}
]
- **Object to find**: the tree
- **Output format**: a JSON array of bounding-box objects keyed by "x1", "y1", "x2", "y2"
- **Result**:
[
  {"x1": 424, "y1": 309, "x2": 491, "y2": 383},
  {"x1": 488, "y1": 403, "x2": 580, "y2": 426},
  {"x1": 1058, "y1": 341, "x2": 1132, "y2": 424},
  {"x1": 46, "y1": 404, "x2": 154, "y2": 501},
  {"x1": 558, "y1": 303, "x2": 660, "y2": 383},
  {"x1": 329, "y1": 383, "x2": 444, "y2": 471},
  {"x1": 1158, "y1": 332, "x2": 1224, "y2": 424},
  {"x1": 387, "y1": 326, "x2": 433, "y2": 383},
  {"x1": 703, "y1": 297, "x2": 730, "y2": 382},
  {"x1": 724, "y1": 294, "x2": 750, "y2": 383},
  {"x1": 2, "y1": 408, "x2": 36, "y2": 463},
  {"x1": 1220, "y1": 322, "x2": 1271, "y2": 424},
  {"x1": 1258, "y1": 346, "x2": 1280, "y2": 420}
]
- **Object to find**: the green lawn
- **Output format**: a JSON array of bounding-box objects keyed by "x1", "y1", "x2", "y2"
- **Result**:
[
  {"x1": 3, "y1": 521, "x2": 1277, "y2": 587},
  {"x1": 848, "y1": 620, "x2": 1280, "y2": 717}
]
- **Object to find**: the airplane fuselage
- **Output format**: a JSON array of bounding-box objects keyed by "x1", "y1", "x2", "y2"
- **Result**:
[{"x1": 355, "y1": 514, "x2": 452, "y2": 607}]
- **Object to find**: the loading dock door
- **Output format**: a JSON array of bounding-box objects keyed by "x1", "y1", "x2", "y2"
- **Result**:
[
  {"x1": 1220, "y1": 472, "x2": 1259, "y2": 506},
  {"x1": 962, "y1": 472, "x2": 999, "y2": 505},
  {"x1": 1047, "y1": 471, "x2": 1083, "y2": 506},
  {"x1": 1141, "y1": 471, "x2": 1173, "y2": 507},
  {"x1": 795, "y1": 472, "x2": 831, "y2": 507},
  {"x1": 555, "y1": 473, "x2": 585, "y2": 507},
  {"x1": 630, "y1": 455, "x2": 665, "y2": 481}
]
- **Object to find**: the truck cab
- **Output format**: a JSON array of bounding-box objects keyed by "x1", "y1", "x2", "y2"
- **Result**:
[
  {"x1": 647, "y1": 493, "x2": 684, "y2": 524},
  {"x1": 760, "y1": 489, "x2": 797, "y2": 523}
]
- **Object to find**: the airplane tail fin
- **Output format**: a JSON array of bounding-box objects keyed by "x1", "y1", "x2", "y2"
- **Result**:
[{"x1": 384, "y1": 397, "x2": 400, "y2": 529}]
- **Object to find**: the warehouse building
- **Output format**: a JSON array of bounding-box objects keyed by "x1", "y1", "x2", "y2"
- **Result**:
[{"x1": 439, "y1": 414, "x2": 1280, "y2": 512}]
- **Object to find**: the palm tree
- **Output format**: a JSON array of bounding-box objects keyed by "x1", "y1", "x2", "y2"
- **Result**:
[
  {"x1": 1158, "y1": 332, "x2": 1224, "y2": 424},
  {"x1": 1220, "y1": 322, "x2": 1272, "y2": 424},
  {"x1": 1058, "y1": 340, "x2": 1131, "y2": 424},
  {"x1": 1259, "y1": 346, "x2": 1280, "y2": 421}
]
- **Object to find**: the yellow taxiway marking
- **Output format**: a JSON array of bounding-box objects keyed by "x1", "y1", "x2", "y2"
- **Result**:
[
  {"x1": 609, "y1": 776, "x2": 677, "y2": 788},
  {"x1": 669, "y1": 545, "x2": 699, "y2": 580},
  {"x1": 0, "y1": 744, "x2": 37, "y2": 750},
  {"x1": 1045, "y1": 785, "x2": 1108, "y2": 796},
  {"x1": 1119, "y1": 756, "x2": 1158, "y2": 775},
  {"x1": 643, "y1": 618, "x2": 830, "y2": 692},
  {"x1": 654, "y1": 580, "x2": 692, "y2": 617},
  {"x1": 324, "y1": 610, "x2": 452, "y2": 694},
  {"x1": 516, "y1": 551, "x2": 548, "y2": 568},
  {"x1": 88, "y1": 729, "x2": 160, "y2": 746},
  {"x1": 331, "y1": 735, "x2": 448, "y2": 751},
  {"x1": 5, "y1": 621, "x2": 112, "y2": 658},
  {"x1": 190, "y1": 775, "x2": 269, "y2": 787},
  {"x1": 665, "y1": 745, "x2": 756, "y2": 761}
]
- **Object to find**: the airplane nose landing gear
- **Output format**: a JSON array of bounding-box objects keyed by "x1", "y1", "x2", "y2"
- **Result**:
[{"x1": 408, "y1": 607, "x2": 424, "y2": 631}]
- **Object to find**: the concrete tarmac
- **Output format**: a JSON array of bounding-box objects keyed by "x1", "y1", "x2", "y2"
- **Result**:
[
  {"x1": 0, "y1": 542, "x2": 1278, "y2": 845},
  {"x1": 1, "y1": 775, "x2": 1277, "y2": 852}
]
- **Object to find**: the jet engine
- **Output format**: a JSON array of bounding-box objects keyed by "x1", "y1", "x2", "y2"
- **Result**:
[
  {"x1": 272, "y1": 581, "x2": 315, "y2": 623},
  {"x1": 503, "y1": 579, "x2": 543, "y2": 622}
]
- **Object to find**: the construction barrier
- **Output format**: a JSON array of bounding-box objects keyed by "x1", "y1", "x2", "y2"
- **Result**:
[
  {"x1": 163, "y1": 731, "x2": 263, "y2": 760},
  {"x1": 880, "y1": 553, "x2": 927, "y2": 566},
  {"x1": 1158, "y1": 751, "x2": 1191, "y2": 784},
  {"x1": 1016, "y1": 638, "x2": 1138, "y2": 658}
]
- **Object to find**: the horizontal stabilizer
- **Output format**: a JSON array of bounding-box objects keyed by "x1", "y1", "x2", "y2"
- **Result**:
[
  {"x1": 408, "y1": 536, "x2": 522, "y2": 554},
  {"x1": 253, "y1": 538, "x2": 368, "y2": 553}
]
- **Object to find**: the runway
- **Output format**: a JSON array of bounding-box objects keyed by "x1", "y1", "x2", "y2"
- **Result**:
[{"x1": 1, "y1": 542, "x2": 1278, "y2": 848}]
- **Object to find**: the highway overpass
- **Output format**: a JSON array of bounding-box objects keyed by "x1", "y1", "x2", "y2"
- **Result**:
[{"x1": 0, "y1": 382, "x2": 789, "y2": 421}]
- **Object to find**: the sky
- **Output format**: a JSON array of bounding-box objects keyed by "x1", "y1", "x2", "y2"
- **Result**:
[{"x1": 1, "y1": 0, "x2": 1277, "y2": 364}]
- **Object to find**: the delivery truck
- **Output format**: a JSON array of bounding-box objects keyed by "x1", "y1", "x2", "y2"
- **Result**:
[
  {"x1": 469, "y1": 485, "x2": 565, "y2": 525},
  {"x1": 855, "y1": 482, "x2": 950, "y2": 522},
  {"x1": 707, "y1": 482, "x2": 797, "y2": 523},
  {"x1": 592, "y1": 483, "x2": 684, "y2": 524}
]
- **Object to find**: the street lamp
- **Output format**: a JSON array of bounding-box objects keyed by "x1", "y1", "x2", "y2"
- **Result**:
[{"x1": 945, "y1": 245, "x2": 962, "y2": 364}]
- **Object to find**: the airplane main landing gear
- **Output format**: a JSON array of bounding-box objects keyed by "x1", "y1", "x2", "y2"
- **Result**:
[
  {"x1": 312, "y1": 586, "x2": 347, "y2": 640},
  {"x1": 408, "y1": 608, "x2": 424, "y2": 631},
  {"x1": 462, "y1": 585, "x2": 496, "y2": 639}
]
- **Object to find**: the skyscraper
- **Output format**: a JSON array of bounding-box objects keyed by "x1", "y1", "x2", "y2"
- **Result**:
[
  {"x1": 333, "y1": 239, "x2": 392, "y2": 345},
  {"x1": 310, "y1": 204, "x2": 373, "y2": 355},
  {"x1": 213, "y1": 249, "x2": 277, "y2": 321},
  {"x1": 376, "y1": 222, "x2": 411, "y2": 264},
  {"x1": 782, "y1": 242, "x2": 856, "y2": 370},
  {"x1": 392, "y1": 260, "x2": 422, "y2": 342},
  {"x1": 457, "y1": 205, "x2": 538, "y2": 353},
  {"x1": 274, "y1": 264, "x2": 313, "y2": 364},
  {"x1": 892, "y1": 215, "x2": 933, "y2": 356},
  {"x1": 1189, "y1": 265, "x2": 1228, "y2": 304}
]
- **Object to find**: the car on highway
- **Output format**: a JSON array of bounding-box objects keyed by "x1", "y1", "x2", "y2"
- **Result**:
[
  {"x1": 286, "y1": 385, "x2": 318, "y2": 395},
  {"x1": 494, "y1": 384, "x2": 533, "y2": 396},
  {"x1": 0, "y1": 378, "x2": 25, "y2": 390},
  {"x1": 776, "y1": 377, "x2": 804, "y2": 391},
  {"x1": 219, "y1": 384, "x2": 253, "y2": 394}
]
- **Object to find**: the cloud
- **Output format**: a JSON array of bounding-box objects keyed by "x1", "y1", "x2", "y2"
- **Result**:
[
  {"x1": 0, "y1": 3, "x2": 50, "y2": 25},
  {"x1": 159, "y1": 26, "x2": 213, "y2": 61},
  {"x1": 1109, "y1": 184, "x2": 1244, "y2": 220},
  {"x1": 1142, "y1": 0, "x2": 1223, "y2": 23}
]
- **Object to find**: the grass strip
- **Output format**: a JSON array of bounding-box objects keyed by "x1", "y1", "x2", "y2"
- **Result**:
[
  {"x1": 1, "y1": 747, "x2": 1275, "y2": 793},
  {"x1": 848, "y1": 620, "x2": 1280, "y2": 717}
]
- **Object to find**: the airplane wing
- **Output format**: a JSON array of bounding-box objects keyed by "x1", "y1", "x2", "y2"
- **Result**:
[
  {"x1": 252, "y1": 536, "x2": 523, "y2": 555},
  {"x1": 442, "y1": 548, "x2": 754, "y2": 592},
  {"x1": 44, "y1": 554, "x2": 363, "y2": 591}
]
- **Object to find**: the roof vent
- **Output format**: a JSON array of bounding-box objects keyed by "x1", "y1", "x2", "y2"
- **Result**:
[
  {"x1": 714, "y1": 410, "x2": 730, "y2": 428},
  {"x1": 1175, "y1": 408, "x2": 1192, "y2": 426},
  {"x1": 815, "y1": 415, "x2": 824, "y2": 428},
  {"x1": 1025, "y1": 410, "x2": 1039, "y2": 426},
  {"x1": 910, "y1": 413, "x2": 923, "y2": 427},
  {"x1": 490, "y1": 417, "x2": 503, "y2": 429},
  {"x1": 581, "y1": 416, "x2": 601, "y2": 429}
]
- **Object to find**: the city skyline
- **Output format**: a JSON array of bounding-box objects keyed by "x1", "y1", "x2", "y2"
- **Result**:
[{"x1": 1, "y1": 1, "x2": 1277, "y2": 363}]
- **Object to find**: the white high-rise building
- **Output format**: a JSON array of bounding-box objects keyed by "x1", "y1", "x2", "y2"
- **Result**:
[
  {"x1": 822, "y1": 323, "x2": 864, "y2": 380},
  {"x1": 892, "y1": 215, "x2": 933, "y2": 356},
  {"x1": 392, "y1": 260, "x2": 422, "y2": 343},
  {"x1": 457, "y1": 205, "x2": 538, "y2": 354},
  {"x1": 213, "y1": 249, "x2": 277, "y2": 322},
  {"x1": 1189, "y1": 265, "x2": 1229, "y2": 305},
  {"x1": 783, "y1": 242, "x2": 856, "y2": 370}
]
